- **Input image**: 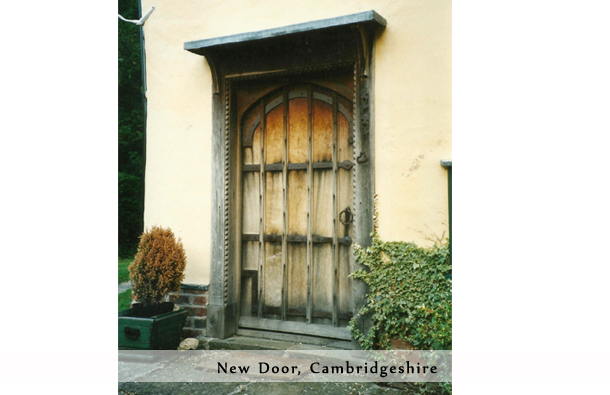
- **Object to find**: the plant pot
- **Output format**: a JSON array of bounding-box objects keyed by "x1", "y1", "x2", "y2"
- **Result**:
[{"x1": 119, "y1": 302, "x2": 188, "y2": 350}]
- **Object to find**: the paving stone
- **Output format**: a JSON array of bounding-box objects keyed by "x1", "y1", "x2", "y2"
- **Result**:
[{"x1": 118, "y1": 382, "x2": 411, "y2": 394}]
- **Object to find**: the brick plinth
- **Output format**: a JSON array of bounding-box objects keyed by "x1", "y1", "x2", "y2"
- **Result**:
[{"x1": 165, "y1": 283, "x2": 209, "y2": 338}]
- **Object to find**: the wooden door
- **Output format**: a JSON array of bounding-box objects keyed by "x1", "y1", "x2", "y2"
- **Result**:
[{"x1": 239, "y1": 78, "x2": 354, "y2": 336}]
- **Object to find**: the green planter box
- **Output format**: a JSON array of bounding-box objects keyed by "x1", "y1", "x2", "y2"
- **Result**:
[{"x1": 119, "y1": 302, "x2": 188, "y2": 350}]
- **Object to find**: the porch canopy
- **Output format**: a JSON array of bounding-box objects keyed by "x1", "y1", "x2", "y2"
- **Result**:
[
  {"x1": 184, "y1": 10, "x2": 386, "y2": 92},
  {"x1": 184, "y1": 10, "x2": 386, "y2": 54}
]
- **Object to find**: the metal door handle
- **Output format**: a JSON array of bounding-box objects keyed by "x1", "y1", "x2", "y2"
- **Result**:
[{"x1": 339, "y1": 207, "x2": 353, "y2": 225}]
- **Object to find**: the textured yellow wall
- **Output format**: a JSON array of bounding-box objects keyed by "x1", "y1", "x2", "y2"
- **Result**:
[{"x1": 141, "y1": 0, "x2": 451, "y2": 284}]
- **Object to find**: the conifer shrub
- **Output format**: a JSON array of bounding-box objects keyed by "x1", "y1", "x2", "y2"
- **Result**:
[{"x1": 128, "y1": 226, "x2": 186, "y2": 306}]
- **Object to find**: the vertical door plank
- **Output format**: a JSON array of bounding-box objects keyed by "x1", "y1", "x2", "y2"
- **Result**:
[
  {"x1": 240, "y1": 264, "x2": 253, "y2": 316},
  {"x1": 306, "y1": 85, "x2": 313, "y2": 323},
  {"x1": 242, "y1": 125, "x2": 260, "y2": 235},
  {"x1": 264, "y1": 104, "x2": 284, "y2": 312},
  {"x1": 338, "y1": 113, "x2": 353, "y2": 319},
  {"x1": 242, "y1": 122, "x2": 260, "y2": 316},
  {"x1": 263, "y1": 242, "x2": 282, "y2": 311},
  {"x1": 312, "y1": 100, "x2": 333, "y2": 162},
  {"x1": 287, "y1": 96, "x2": 308, "y2": 318},
  {"x1": 331, "y1": 92, "x2": 339, "y2": 326},
  {"x1": 264, "y1": 104, "x2": 284, "y2": 235},
  {"x1": 281, "y1": 90, "x2": 289, "y2": 321},
  {"x1": 312, "y1": 96, "x2": 333, "y2": 323},
  {"x1": 258, "y1": 102, "x2": 266, "y2": 318},
  {"x1": 265, "y1": 98, "x2": 284, "y2": 165}
]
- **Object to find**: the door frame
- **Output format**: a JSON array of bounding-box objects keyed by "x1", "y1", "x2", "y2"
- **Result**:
[{"x1": 185, "y1": 11, "x2": 386, "y2": 340}]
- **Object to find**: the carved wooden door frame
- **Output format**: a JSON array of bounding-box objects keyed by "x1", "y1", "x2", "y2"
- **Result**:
[{"x1": 185, "y1": 11, "x2": 386, "y2": 340}]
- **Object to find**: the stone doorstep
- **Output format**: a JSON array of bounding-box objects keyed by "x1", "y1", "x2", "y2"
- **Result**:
[
  {"x1": 206, "y1": 336, "x2": 297, "y2": 351},
  {"x1": 196, "y1": 335, "x2": 354, "y2": 351}
]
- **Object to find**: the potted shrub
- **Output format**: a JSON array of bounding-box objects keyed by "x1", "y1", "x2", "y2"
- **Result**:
[{"x1": 118, "y1": 226, "x2": 188, "y2": 350}]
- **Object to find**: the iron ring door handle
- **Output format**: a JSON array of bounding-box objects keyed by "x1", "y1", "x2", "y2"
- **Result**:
[{"x1": 339, "y1": 207, "x2": 353, "y2": 225}]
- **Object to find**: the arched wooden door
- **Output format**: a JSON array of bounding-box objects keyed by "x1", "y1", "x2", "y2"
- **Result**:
[{"x1": 239, "y1": 79, "x2": 354, "y2": 337}]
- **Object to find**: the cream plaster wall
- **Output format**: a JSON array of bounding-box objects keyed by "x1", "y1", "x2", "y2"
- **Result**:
[{"x1": 141, "y1": 0, "x2": 451, "y2": 285}]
